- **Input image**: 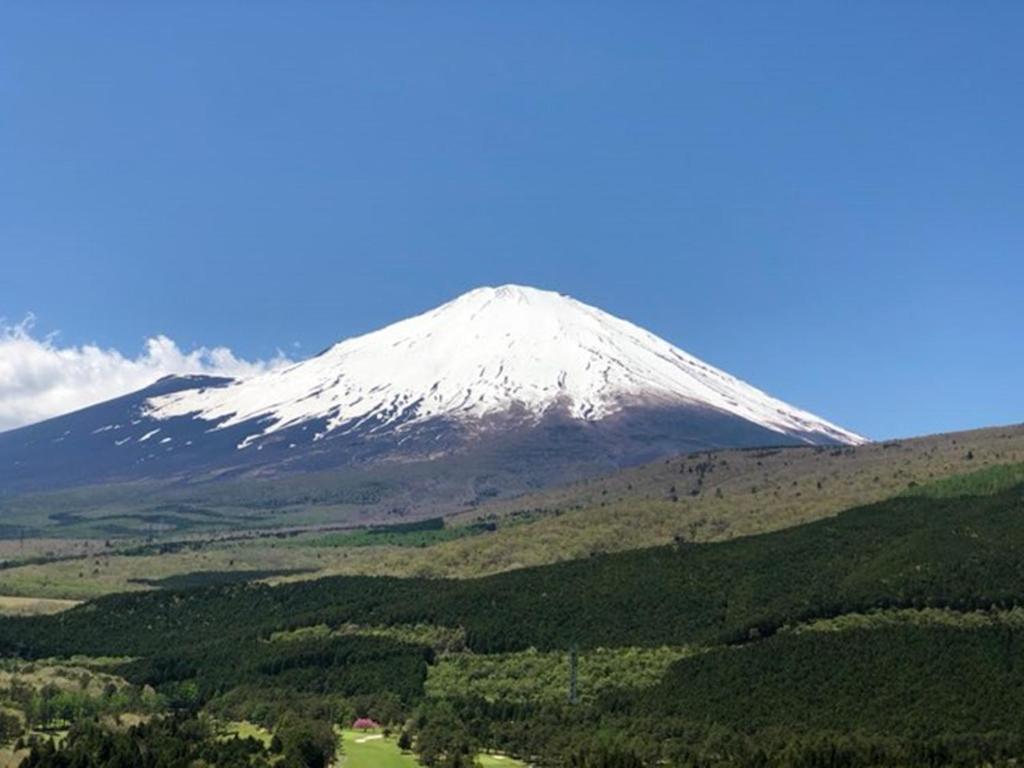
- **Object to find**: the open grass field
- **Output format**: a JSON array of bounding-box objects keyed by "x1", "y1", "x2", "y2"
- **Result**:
[
  {"x1": 0, "y1": 747, "x2": 27, "y2": 768},
  {"x1": 0, "y1": 595, "x2": 80, "y2": 616},
  {"x1": 0, "y1": 537, "x2": 414, "y2": 599},
  {"x1": 340, "y1": 729, "x2": 419, "y2": 768},
  {"x1": 0, "y1": 538, "x2": 104, "y2": 566},
  {"x1": 0, "y1": 658, "x2": 131, "y2": 698},
  {"x1": 478, "y1": 755, "x2": 527, "y2": 768},
  {"x1": 339, "y1": 729, "x2": 528, "y2": 768}
]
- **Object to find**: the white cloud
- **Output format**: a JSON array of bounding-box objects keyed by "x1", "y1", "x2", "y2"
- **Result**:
[{"x1": 0, "y1": 316, "x2": 291, "y2": 432}]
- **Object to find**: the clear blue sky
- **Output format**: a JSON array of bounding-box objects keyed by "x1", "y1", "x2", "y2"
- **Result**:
[{"x1": 2, "y1": 2, "x2": 1021, "y2": 440}]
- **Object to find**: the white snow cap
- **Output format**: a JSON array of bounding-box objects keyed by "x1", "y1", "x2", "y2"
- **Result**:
[{"x1": 145, "y1": 285, "x2": 865, "y2": 446}]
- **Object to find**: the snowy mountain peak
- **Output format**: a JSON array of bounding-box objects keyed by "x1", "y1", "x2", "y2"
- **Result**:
[
  {"x1": 144, "y1": 286, "x2": 864, "y2": 448},
  {"x1": 459, "y1": 283, "x2": 547, "y2": 302}
]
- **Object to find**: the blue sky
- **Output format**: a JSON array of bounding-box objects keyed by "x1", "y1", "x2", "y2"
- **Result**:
[{"x1": 1, "y1": 2, "x2": 1021, "y2": 439}]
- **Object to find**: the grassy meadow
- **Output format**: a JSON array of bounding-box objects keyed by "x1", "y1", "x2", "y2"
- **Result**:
[
  {"x1": 0, "y1": 596, "x2": 80, "y2": 617},
  {"x1": 341, "y1": 729, "x2": 419, "y2": 768},
  {"x1": 340, "y1": 728, "x2": 528, "y2": 768}
]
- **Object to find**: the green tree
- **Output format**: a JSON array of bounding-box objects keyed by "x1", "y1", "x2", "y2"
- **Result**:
[{"x1": 275, "y1": 713, "x2": 337, "y2": 768}]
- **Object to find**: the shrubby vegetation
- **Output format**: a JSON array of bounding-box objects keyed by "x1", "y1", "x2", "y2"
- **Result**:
[
  {"x1": 785, "y1": 605, "x2": 1024, "y2": 634},
  {"x1": 907, "y1": 461, "x2": 1024, "y2": 499},
  {"x1": 426, "y1": 646, "x2": 691, "y2": 704},
  {"x1": 272, "y1": 622, "x2": 468, "y2": 655},
  {"x1": 19, "y1": 715, "x2": 272, "y2": 768},
  {"x1": 311, "y1": 517, "x2": 496, "y2": 549},
  {"x1": 0, "y1": 659, "x2": 163, "y2": 749},
  {"x1": 128, "y1": 568, "x2": 313, "y2": 590}
]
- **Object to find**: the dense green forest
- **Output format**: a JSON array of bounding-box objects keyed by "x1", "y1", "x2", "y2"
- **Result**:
[
  {"x1": 3, "y1": 474, "x2": 1024, "y2": 766},
  {"x1": 17, "y1": 713, "x2": 341, "y2": 768},
  {"x1": 20, "y1": 716, "x2": 270, "y2": 768},
  {"x1": 5, "y1": 482, "x2": 1023, "y2": 657}
]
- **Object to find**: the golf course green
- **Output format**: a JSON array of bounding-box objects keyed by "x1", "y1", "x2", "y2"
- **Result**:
[{"x1": 340, "y1": 729, "x2": 528, "y2": 767}]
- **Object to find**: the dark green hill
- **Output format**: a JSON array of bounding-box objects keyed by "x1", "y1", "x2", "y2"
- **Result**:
[
  {"x1": 3, "y1": 476, "x2": 1024, "y2": 658},
  {"x1": 647, "y1": 623, "x2": 1024, "y2": 736}
]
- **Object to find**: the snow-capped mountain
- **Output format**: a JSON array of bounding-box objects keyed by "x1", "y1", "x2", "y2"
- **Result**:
[
  {"x1": 0, "y1": 285, "x2": 863, "y2": 492},
  {"x1": 145, "y1": 285, "x2": 861, "y2": 447}
]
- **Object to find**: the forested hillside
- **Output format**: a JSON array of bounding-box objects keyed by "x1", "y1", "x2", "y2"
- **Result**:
[
  {"x1": 1, "y1": 468, "x2": 1024, "y2": 765},
  {"x1": 6, "y1": 476, "x2": 1023, "y2": 656}
]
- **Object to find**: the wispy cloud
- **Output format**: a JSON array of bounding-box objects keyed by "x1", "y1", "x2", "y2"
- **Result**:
[{"x1": 0, "y1": 315, "x2": 290, "y2": 432}]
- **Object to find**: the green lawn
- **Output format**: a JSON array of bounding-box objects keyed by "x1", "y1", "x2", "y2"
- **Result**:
[
  {"x1": 478, "y1": 754, "x2": 526, "y2": 768},
  {"x1": 340, "y1": 729, "x2": 419, "y2": 768},
  {"x1": 339, "y1": 730, "x2": 528, "y2": 768}
]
